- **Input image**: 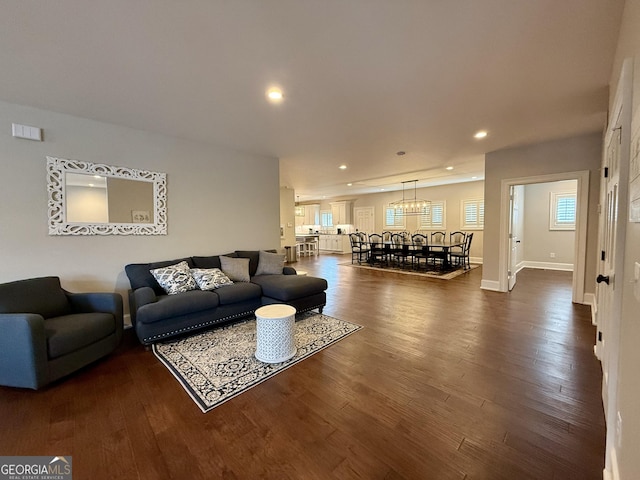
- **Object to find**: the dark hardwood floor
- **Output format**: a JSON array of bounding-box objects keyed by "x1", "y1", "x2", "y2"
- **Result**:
[{"x1": 0, "y1": 255, "x2": 605, "y2": 479}]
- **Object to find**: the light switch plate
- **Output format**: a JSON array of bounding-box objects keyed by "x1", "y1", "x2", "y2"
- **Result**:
[{"x1": 12, "y1": 123, "x2": 42, "y2": 141}]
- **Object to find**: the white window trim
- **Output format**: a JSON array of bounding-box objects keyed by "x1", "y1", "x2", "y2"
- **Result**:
[
  {"x1": 419, "y1": 201, "x2": 446, "y2": 230},
  {"x1": 461, "y1": 198, "x2": 484, "y2": 230},
  {"x1": 549, "y1": 191, "x2": 576, "y2": 231}
]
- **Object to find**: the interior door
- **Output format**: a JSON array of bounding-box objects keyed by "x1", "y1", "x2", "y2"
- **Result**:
[
  {"x1": 354, "y1": 207, "x2": 374, "y2": 234},
  {"x1": 595, "y1": 115, "x2": 622, "y2": 416},
  {"x1": 507, "y1": 185, "x2": 520, "y2": 291}
]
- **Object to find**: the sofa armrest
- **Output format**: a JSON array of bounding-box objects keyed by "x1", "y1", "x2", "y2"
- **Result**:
[
  {"x1": 127, "y1": 287, "x2": 158, "y2": 327},
  {"x1": 0, "y1": 314, "x2": 48, "y2": 389},
  {"x1": 283, "y1": 266, "x2": 297, "y2": 275},
  {"x1": 67, "y1": 292, "x2": 124, "y2": 343},
  {"x1": 133, "y1": 287, "x2": 158, "y2": 308}
]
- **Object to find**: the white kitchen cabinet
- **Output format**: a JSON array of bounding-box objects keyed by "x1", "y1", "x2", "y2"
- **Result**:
[
  {"x1": 330, "y1": 201, "x2": 352, "y2": 225},
  {"x1": 319, "y1": 234, "x2": 351, "y2": 254},
  {"x1": 304, "y1": 204, "x2": 320, "y2": 225}
]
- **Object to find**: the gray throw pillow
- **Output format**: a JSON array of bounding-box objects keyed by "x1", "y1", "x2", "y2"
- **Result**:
[
  {"x1": 255, "y1": 250, "x2": 285, "y2": 275},
  {"x1": 149, "y1": 261, "x2": 197, "y2": 295},
  {"x1": 220, "y1": 256, "x2": 251, "y2": 282},
  {"x1": 190, "y1": 268, "x2": 234, "y2": 290}
]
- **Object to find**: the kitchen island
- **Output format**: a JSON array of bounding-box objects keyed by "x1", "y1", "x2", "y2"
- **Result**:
[
  {"x1": 295, "y1": 234, "x2": 320, "y2": 257},
  {"x1": 318, "y1": 234, "x2": 351, "y2": 254}
]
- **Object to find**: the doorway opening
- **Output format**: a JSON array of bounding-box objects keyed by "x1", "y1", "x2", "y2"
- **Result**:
[
  {"x1": 499, "y1": 170, "x2": 590, "y2": 304},
  {"x1": 508, "y1": 180, "x2": 578, "y2": 291}
]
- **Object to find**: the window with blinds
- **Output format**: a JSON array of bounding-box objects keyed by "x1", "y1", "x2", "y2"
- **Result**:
[
  {"x1": 550, "y1": 192, "x2": 576, "y2": 230},
  {"x1": 384, "y1": 207, "x2": 406, "y2": 228},
  {"x1": 418, "y1": 201, "x2": 445, "y2": 229},
  {"x1": 320, "y1": 211, "x2": 333, "y2": 227},
  {"x1": 462, "y1": 199, "x2": 484, "y2": 229}
]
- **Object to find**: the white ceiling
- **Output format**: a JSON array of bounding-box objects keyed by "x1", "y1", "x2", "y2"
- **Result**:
[{"x1": 0, "y1": 1, "x2": 625, "y2": 201}]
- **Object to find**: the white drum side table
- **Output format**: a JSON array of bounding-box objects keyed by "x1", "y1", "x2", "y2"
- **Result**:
[{"x1": 254, "y1": 304, "x2": 297, "y2": 363}]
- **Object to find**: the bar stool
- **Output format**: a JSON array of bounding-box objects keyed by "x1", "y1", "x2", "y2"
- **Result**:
[{"x1": 305, "y1": 238, "x2": 318, "y2": 256}]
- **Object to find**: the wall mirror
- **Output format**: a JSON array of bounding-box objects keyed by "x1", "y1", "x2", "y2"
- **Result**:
[{"x1": 47, "y1": 156, "x2": 167, "y2": 235}]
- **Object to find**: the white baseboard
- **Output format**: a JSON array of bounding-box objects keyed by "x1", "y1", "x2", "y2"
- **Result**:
[
  {"x1": 583, "y1": 293, "x2": 597, "y2": 325},
  {"x1": 603, "y1": 446, "x2": 620, "y2": 480},
  {"x1": 469, "y1": 256, "x2": 482, "y2": 265},
  {"x1": 520, "y1": 261, "x2": 574, "y2": 271},
  {"x1": 480, "y1": 279, "x2": 501, "y2": 291}
]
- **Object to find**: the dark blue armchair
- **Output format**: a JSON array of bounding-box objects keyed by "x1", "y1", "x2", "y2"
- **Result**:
[{"x1": 0, "y1": 276, "x2": 123, "y2": 389}]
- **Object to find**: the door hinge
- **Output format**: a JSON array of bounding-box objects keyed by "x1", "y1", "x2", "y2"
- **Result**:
[
  {"x1": 598, "y1": 331, "x2": 603, "y2": 342},
  {"x1": 604, "y1": 167, "x2": 609, "y2": 178},
  {"x1": 601, "y1": 250, "x2": 606, "y2": 261},
  {"x1": 614, "y1": 126, "x2": 622, "y2": 144},
  {"x1": 507, "y1": 270, "x2": 512, "y2": 277}
]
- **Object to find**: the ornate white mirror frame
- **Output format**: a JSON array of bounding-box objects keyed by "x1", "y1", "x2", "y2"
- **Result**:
[{"x1": 47, "y1": 156, "x2": 167, "y2": 235}]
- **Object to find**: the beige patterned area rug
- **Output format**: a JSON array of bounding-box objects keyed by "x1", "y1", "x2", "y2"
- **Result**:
[
  {"x1": 343, "y1": 262, "x2": 479, "y2": 280},
  {"x1": 153, "y1": 312, "x2": 362, "y2": 412}
]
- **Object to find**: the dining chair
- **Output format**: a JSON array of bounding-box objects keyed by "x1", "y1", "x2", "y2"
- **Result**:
[
  {"x1": 368, "y1": 234, "x2": 386, "y2": 265},
  {"x1": 450, "y1": 232, "x2": 474, "y2": 270},
  {"x1": 429, "y1": 231, "x2": 447, "y2": 269},
  {"x1": 349, "y1": 233, "x2": 370, "y2": 264},
  {"x1": 449, "y1": 231, "x2": 466, "y2": 256},
  {"x1": 431, "y1": 231, "x2": 446, "y2": 243},
  {"x1": 411, "y1": 234, "x2": 429, "y2": 270},
  {"x1": 391, "y1": 233, "x2": 411, "y2": 268}
]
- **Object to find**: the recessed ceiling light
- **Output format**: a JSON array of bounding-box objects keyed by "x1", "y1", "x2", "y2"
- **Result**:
[
  {"x1": 339, "y1": 165, "x2": 347, "y2": 170},
  {"x1": 347, "y1": 183, "x2": 353, "y2": 186},
  {"x1": 396, "y1": 151, "x2": 406, "y2": 156},
  {"x1": 446, "y1": 166, "x2": 454, "y2": 171},
  {"x1": 474, "y1": 130, "x2": 488, "y2": 139},
  {"x1": 266, "y1": 87, "x2": 284, "y2": 102},
  {"x1": 472, "y1": 176, "x2": 478, "y2": 179}
]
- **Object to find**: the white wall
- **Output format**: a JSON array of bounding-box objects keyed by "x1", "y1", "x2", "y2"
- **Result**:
[
  {"x1": 0, "y1": 100, "x2": 280, "y2": 315},
  {"x1": 279, "y1": 186, "x2": 296, "y2": 249},
  {"x1": 522, "y1": 180, "x2": 577, "y2": 268},
  {"x1": 608, "y1": 0, "x2": 640, "y2": 477},
  {"x1": 483, "y1": 133, "x2": 602, "y2": 294}
]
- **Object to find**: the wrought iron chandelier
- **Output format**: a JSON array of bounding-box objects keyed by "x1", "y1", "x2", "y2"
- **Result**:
[{"x1": 389, "y1": 180, "x2": 431, "y2": 215}]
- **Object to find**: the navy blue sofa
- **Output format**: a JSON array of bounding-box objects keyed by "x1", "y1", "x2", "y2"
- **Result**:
[{"x1": 125, "y1": 250, "x2": 327, "y2": 346}]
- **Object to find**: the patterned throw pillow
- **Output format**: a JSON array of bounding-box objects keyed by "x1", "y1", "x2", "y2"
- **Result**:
[
  {"x1": 219, "y1": 256, "x2": 251, "y2": 282},
  {"x1": 150, "y1": 261, "x2": 197, "y2": 295},
  {"x1": 255, "y1": 250, "x2": 285, "y2": 275},
  {"x1": 190, "y1": 268, "x2": 234, "y2": 290}
]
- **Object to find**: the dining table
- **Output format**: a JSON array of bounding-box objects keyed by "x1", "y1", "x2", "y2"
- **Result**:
[{"x1": 371, "y1": 239, "x2": 465, "y2": 270}]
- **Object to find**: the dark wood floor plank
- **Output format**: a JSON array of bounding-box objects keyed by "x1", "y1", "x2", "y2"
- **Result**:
[{"x1": 0, "y1": 257, "x2": 605, "y2": 479}]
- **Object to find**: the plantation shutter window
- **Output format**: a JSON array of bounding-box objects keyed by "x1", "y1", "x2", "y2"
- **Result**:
[
  {"x1": 462, "y1": 199, "x2": 484, "y2": 229},
  {"x1": 385, "y1": 206, "x2": 406, "y2": 228},
  {"x1": 419, "y1": 201, "x2": 445, "y2": 229},
  {"x1": 550, "y1": 192, "x2": 576, "y2": 230},
  {"x1": 320, "y1": 211, "x2": 333, "y2": 227}
]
